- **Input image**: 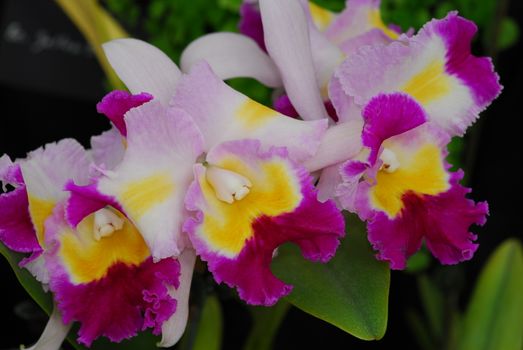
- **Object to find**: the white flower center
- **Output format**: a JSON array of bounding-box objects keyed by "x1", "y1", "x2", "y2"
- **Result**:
[
  {"x1": 379, "y1": 148, "x2": 400, "y2": 173},
  {"x1": 93, "y1": 208, "x2": 124, "y2": 241},
  {"x1": 206, "y1": 166, "x2": 252, "y2": 204}
]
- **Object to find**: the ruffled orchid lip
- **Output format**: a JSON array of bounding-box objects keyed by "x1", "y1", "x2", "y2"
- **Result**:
[
  {"x1": 45, "y1": 203, "x2": 181, "y2": 346},
  {"x1": 368, "y1": 171, "x2": 488, "y2": 269},
  {"x1": 185, "y1": 139, "x2": 345, "y2": 305}
]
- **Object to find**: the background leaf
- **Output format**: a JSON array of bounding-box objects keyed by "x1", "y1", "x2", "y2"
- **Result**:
[
  {"x1": 272, "y1": 214, "x2": 390, "y2": 340},
  {"x1": 417, "y1": 275, "x2": 444, "y2": 340},
  {"x1": 243, "y1": 301, "x2": 290, "y2": 350},
  {"x1": 192, "y1": 294, "x2": 223, "y2": 350},
  {"x1": 497, "y1": 17, "x2": 520, "y2": 50},
  {"x1": 0, "y1": 242, "x2": 52, "y2": 314},
  {"x1": 458, "y1": 239, "x2": 523, "y2": 350}
]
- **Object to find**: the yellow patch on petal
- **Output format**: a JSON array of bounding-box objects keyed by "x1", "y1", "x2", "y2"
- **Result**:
[
  {"x1": 402, "y1": 60, "x2": 452, "y2": 105},
  {"x1": 28, "y1": 196, "x2": 55, "y2": 247},
  {"x1": 309, "y1": 2, "x2": 335, "y2": 31},
  {"x1": 368, "y1": 9, "x2": 399, "y2": 40},
  {"x1": 198, "y1": 157, "x2": 302, "y2": 257},
  {"x1": 370, "y1": 143, "x2": 450, "y2": 218},
  {"x1": 59, "y1": 211, "x2": 150, "y2": 284},
  {"x1": 119, "y1": 173, "x2": 174, "y2": 219},
  {"x1": 235, "y1": 99, "x2": 278, "y2": 130}
]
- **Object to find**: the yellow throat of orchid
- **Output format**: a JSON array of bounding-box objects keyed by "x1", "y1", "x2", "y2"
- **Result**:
[
  {"x1": 198, "y1": 158, "x2": 302, "y2": 257},
  {"x1": 59, "y1": 207, "x2": 150, "y2": 284},
  {"x1": 370, "y1": 144, "x2": 450, "y2": 218}
]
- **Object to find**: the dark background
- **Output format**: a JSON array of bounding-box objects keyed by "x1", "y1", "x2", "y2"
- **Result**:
[{"x1": 1, "y1": 0, "x2": 522, "y2": 349}]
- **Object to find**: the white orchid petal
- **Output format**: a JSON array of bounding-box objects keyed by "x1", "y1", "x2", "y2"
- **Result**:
[
  {"x1": 181, "y1": 32, "x2": 282, "y2": 88},
  {"x1": 103, "y1": 38, "x2": 181, "y2": 106}
]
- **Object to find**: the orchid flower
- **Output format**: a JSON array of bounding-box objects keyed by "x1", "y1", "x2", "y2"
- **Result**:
[
  {"x1": 335, "y1": 93, "x2": 489, "y2": 268},
  {"x1": 317, "y1": 13, "x2": 501, "y2": 267},
  {"x1": 63, "y1": 38, "x2": 345, "y2": 346},
  {"x1": 1, "y1": 139, "x2": 181, "y2": 347}
]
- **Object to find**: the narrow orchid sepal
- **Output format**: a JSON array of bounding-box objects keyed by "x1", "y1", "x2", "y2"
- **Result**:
[
  {"x1": 22, "y1": 306, "x2": 71, "y2": 350},
  {"x1": 259, "y1": 0, "x2": 328, "y2": 120},
  {"x1": 304, "y1": 120, "x2": 364, "y2": 172},
  {"x1": 158, "y1": 249, "x2": 197, "y2": 348},
  {"x1": 181, "y1": 32, "x2": 282, "y2": 87},
  {"x1": 103, "y1": 38, "x2": 182, "y2": 106}
]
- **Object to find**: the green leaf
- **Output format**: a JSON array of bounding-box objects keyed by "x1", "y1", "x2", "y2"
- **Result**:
[
  {"x1": 497, "y1": 17, "x2": 519, "y2": 51},
  {"x1": 272, "y1": 214, "x2": 390, "y2": 340},
  {"x1": 0, "y1": 242, "x2": 52, "y2": 314},
  {"x1": 418, "y1": 275, "x2": 444, "y2": 340},
  {"x1": 193, "y1": 294, "x2": 223, "y2": 350},
  {"x1": 406, "y1": 308, "x2": 436, "y2": 350},
  {"x1": 244, "y1": 301, "x2": 290, "y2": 350},
  {"x1": 458, "y1": 239, "x2": 523, "y2": 350}
]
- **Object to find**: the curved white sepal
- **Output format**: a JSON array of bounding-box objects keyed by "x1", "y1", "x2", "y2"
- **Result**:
[
  {"x1": 103, "y1": 38, "x2": 181, "y2": 106},
  {"x1": 304, "y1": 120, "x2": 363, "y2": 172},
  {"x1": 23, "y1": 306, "x2": 71, "y2": 350},
  {"x1": 158, "y1": 249, "x2": 197, "y2": 348},
  {"x1": 259, "y1": 0, "x2": 327, "y2": 120},
  {"x1": 181, "y1": 32, "x2": 282, "y2": 88}
]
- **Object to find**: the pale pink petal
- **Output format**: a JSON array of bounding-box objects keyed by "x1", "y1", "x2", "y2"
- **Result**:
[
  {"x1": 20, "y1": 139, "x2": 91, "y2": 203},
  {"x1": 172, "y1": 62, "x2": 327, "y2": 163},
  {"x1": 90, "y1": 127, "x2": 126, "y2": 171},
  {"x1": 336, "y1": 13, "x2": 502, "y2": 136}
]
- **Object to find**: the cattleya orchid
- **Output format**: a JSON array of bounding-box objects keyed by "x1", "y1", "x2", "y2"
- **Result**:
[
  {"x1": 336, "y1": 93, "x2": 489, "y2": 268},
  {"x1": 0, "y1": 140, "x2": 181, "y2": 348}
]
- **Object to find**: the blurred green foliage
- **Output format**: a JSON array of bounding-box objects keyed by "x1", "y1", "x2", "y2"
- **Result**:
[
  {"x1": 103, "y1": 0, "x2": 518, "y2": 61},
  {"x1": 105, "y1": 0, "x2": 243, "y2": 63}
]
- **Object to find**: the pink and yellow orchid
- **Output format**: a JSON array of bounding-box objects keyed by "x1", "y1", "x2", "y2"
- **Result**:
[{"x1": 1, "y1": 139, "x2": 181, "y2": 347}]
